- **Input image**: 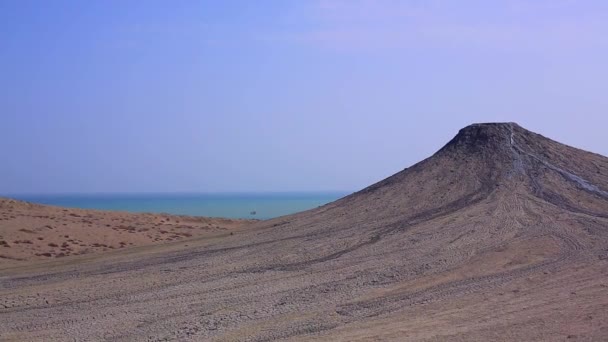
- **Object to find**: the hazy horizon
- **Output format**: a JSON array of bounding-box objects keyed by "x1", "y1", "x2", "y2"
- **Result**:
[
  {"x1": 4, "y1": 191, "x2": 351, "y2": 219},
  {"x1": 2, "y1": 190, "x2": 353, "y2": 196},
  {"x1": 2, "y1": 1, "x2": 607, "y2": 194}
]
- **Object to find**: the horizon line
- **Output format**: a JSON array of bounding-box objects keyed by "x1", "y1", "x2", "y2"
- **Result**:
[{"x1": 2, "y1": 190, "x2": 355, "y2": 197}]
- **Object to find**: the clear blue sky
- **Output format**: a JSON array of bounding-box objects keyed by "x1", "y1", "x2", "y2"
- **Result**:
[{"x1": 1, "y1": 0, "x2": 607, "y2": 194}]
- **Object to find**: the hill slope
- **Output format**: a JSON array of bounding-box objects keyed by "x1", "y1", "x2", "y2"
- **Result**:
[{"x1": 2, "y1": 122, "x2": 608, "y2": 341}]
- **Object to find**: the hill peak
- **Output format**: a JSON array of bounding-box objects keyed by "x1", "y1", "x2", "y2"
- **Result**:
[
  {"x1": 359, "y1": 121, "x2": 608, "y2": 215},
  {"x1": 442, "y1": 122, "x2": 522, "y2": 152}
]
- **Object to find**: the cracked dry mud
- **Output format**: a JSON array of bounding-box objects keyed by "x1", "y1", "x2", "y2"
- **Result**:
[{"x1": 1, "y1": 123, "x2": 608, "y2": 341}]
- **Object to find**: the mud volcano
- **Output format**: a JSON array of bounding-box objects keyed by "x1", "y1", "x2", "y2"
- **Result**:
[{"x1": 2, "y1": 122, "x2": 608, "y2": 341}]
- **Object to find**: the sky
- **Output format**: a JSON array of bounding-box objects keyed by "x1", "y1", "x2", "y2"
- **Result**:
[{"x1": 1, "y1": 0, "x2": 607, "y2": 194}]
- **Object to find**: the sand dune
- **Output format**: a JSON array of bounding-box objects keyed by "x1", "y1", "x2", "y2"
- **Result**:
[
  {"x1": 0, "y1": 199, "x2": 253, "y2": 266},
  {"x1": 1, "y1": 123, "x2": 608, "y2": 341}
]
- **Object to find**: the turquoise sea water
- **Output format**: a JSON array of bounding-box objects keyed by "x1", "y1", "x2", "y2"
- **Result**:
[{"x1": 8, "y1": 192, "x2": 349, "y2": 220}]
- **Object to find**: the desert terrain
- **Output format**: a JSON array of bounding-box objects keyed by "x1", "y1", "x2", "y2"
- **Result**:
[
  {"x1": 0, "y1": 199, "x2": 253, "y2": 266},
  {"x1": 1, "y1": 122, "x2": 608, "y2": 341}
]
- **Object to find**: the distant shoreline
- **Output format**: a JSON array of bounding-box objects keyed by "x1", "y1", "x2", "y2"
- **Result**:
[{"x1": 4, "y1": 192, "x2": 350, "y2": 220}]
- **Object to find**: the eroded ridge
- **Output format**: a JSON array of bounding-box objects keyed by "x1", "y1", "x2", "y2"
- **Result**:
[{"x1": 508, "y1": 123, "x2": 608, "y2": 198}]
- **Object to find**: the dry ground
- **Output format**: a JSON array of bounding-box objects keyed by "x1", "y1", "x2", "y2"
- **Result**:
[
  {"x1": 0, "y1": 199, "x2": 253, "y2": 266},
  {"x1": 1, "y1": 123, "x2": 608, "y2": 341}
]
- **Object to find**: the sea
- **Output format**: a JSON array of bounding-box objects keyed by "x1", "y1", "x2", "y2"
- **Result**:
[{"x1": 8, "y1": 192, "x2": 350, "y2": 220}]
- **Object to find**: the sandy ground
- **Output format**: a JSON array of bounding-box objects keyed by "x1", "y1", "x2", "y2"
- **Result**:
[
  {"x1": 0, "y1": 198, "x2": 254, "y2": 266},
  {"x1": 1, "y1": 123, "x2": 608, "y2": 341}
]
